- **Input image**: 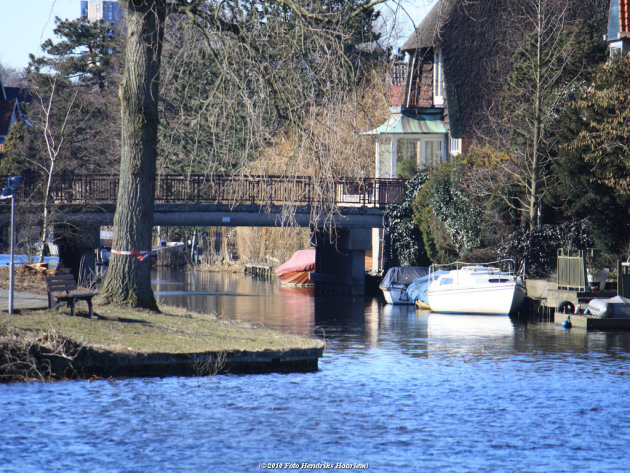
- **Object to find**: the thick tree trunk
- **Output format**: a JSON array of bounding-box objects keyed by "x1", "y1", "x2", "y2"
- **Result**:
[{"x1": 101, "y1": 0, "x2": 167, "y2": 309}]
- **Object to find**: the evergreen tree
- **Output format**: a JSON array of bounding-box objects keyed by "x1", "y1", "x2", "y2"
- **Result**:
[
  {"x1": 496, "y1": 3, "x2": 607, "y2": 228},
  {"x1": 555, "y1": 56, "x2": 630, "y2": 254}
]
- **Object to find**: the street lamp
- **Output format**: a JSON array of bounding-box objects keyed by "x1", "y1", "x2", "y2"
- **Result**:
[{"x1": 1, "y1": 175, "x2": 24, "y2": 314}]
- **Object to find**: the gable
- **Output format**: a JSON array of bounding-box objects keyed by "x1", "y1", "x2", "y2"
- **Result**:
[
  {"x1": 400, "y1": 0, "x2": 609, "y2": 144},
  {"x1": 0, "y1": 97, "x2": 18, "y2": 138}
]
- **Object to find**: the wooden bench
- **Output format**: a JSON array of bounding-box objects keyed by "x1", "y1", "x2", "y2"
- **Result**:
[{"x1": 46, "y1": 273, "x2": 98, "y2": 317}]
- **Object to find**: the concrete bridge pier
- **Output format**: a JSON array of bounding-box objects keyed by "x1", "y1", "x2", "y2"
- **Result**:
[
  {"x1": 53, "y1": 223, "x2": 100, "y2": 285},
  {"x1": 310, "y1": 228, "x2": 371, "y2": 296}
]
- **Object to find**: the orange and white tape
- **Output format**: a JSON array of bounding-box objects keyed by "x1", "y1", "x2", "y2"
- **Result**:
[{"x1": 111, "y1": 249, "x2": 152, "y2": 261}]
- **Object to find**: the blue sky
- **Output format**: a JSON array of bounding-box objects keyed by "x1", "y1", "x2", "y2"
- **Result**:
[{"x1": 0, "y1": 0, "x2": 434, "y2": 70}]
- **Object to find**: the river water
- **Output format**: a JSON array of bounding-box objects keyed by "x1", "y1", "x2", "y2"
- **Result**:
[{"x1": 2, "y1": 268, "x2": 630, "y2": 472}]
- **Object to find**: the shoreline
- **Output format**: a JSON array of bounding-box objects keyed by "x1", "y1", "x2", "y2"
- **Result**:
[
  {"x1": 1, "y1": 302, "x2": 324, "y2": 383},
  {"x1": 0, "y1": 265, "x2": 324, "y2": 382}
]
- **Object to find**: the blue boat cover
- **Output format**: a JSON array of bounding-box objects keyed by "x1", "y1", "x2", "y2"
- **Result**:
[{"x1": 406, "y1": 270, "x2": 449, "y2": 306}]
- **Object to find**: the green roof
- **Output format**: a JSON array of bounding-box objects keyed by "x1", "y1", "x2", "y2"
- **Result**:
[{"x1": 361, "y1": 112, "x2": 446, "y2": 135}]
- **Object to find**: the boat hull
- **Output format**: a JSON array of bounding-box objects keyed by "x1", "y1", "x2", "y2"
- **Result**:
[
  {"x1": 427, "y1": 283, "x2": 527, "y2": 315},
  {"x1": 278, "y1": 270, "x2": 314, "y2": 287},
  {"x1": 382, "y1": 285, "x2": 414, "y2": 305}
]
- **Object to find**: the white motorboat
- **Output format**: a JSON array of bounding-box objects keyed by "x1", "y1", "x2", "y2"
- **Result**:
[
  {"x1": 426, "y1": 261, "x2": 527, "y2": 315},
  {"x1": 379, "y1": 266, "x2": 429, "y2": 304}
]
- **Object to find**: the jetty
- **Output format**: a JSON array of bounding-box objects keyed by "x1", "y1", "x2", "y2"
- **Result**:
[{"x1": 525, "y1": 251, "x2": 630, "y2": 330}]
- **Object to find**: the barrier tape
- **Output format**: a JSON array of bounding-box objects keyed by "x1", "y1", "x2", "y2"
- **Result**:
[{"x1": 111, "y1": 249, "x2": 152, "y2": 261}]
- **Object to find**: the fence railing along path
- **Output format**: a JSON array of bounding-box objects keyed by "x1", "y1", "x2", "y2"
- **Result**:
[{"x1": 3, "y1": 174, "x2": 406, "y2": 208}]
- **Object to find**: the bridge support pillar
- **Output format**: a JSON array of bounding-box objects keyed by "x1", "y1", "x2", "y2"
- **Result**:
[
  {"x1": 54, "y1": 223, "x2": 99, "y2": 285},
  {"x1": 310, "y1": 228, "x2": 371, "y2": 296}
]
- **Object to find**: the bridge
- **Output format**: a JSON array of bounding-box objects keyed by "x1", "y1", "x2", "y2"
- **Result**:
[
  {"x1": 1, "y1": 173, "x2": 407, "y2": 295},
  {"x1": 2, "y1": 173, "x2": 404, "y2": 227}
]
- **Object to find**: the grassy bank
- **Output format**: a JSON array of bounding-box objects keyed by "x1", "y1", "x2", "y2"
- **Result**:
[{"x1": 1, "y1": 300, "x2": 324, "y2": 382}]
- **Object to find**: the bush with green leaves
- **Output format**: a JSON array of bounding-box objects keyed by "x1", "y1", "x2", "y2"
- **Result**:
[
  {"x1": 498, "y1": 220, "x2": 592, "y2": 278},
  {"x1": 412, "y1": 162, "x2": 482, "y2": 263},
  {"x1": 383, "y1": 172, "x2": 430, "y2": 267}
]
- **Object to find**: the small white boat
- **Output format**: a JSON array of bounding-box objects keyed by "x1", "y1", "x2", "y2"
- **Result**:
[
  {"x1": 587, "y1": 295, "x2": 630, "y2": 318},
  {"x1": 379, "y1": 266, "x2": 429, "y2": 304},
  {"x1": 426, "y1": 261, "x2": 527, "y2": 315}
]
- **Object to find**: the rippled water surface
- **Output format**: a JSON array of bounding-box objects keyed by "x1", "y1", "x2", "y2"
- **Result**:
[{"x1": 3, "y1": 269, "x2": 630, "y2": 472}]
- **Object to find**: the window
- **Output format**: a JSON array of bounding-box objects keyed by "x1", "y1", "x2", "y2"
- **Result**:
[
  {"x1": 397, "y1": 138, "x2": 420, "y2": 162},
  {"x1": 433, "y1": 49, "x2": 444, "y2": 106},
  {"x1": 610, "y1": 45, "x2": 623, "y2": 58},
  {"x1": 422, "y1": 139, "x2": 444, "y2": 168},
  {"x1": 449, "y1": 137, "x2": 462, "y2": 156}
]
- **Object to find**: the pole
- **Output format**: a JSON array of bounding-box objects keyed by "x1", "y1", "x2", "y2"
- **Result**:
[{"x1": 8, "y1": 194, "x2": 14, "y2": 314}]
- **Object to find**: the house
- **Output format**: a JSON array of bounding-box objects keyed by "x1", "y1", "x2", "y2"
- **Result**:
[
  {"x1": 363, "y1": 0, "x2": 608, "y2": 271},
  {"x1": 606, "y1": 0, "x2": 630, "y2": 57},
  {"x1": 0, "y1": 73, "x2": 27, "y2": 150}
]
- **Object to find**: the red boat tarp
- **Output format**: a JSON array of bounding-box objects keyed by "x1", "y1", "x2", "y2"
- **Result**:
[{"x1": 275, "y1": 249, "x2": 316, "y2": 277}]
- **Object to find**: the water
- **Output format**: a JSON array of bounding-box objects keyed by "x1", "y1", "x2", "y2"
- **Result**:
[
  {"x1": 3, "y1": 269, "x2": 630, "y2": 472},
  {"x1": 0, "y1": 253, "x2": 59, "y2": 268}
]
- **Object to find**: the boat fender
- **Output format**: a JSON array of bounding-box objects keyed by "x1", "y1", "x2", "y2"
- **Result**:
[
  {"x1": 557, "y1": 301, "x2": 575, "y2": 315},
  {"x1": 562, "y1": 317, "x2": 572, "y2": 329}
]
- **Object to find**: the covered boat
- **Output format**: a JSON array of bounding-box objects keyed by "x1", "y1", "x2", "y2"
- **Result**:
[
  {"x1": 406, "y1": 270, "x2": 448, "y2": 309},
  {"x1": 275, "y1": 249, "x2": 316, "y2": 286},
  {"x1": 426, "y1": 262, "x2": 527, "y2": 315},
  {"x1": 379, "y1": 266, "x2": 429, "y2": 304},
  {"x1": 587, "y1": 295, "x2": 630, "y2": 319}
]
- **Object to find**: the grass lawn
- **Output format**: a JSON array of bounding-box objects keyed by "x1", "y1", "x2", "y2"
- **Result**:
[{"x1": 2, "y1": 303, "x2": 324, "y2": 355}]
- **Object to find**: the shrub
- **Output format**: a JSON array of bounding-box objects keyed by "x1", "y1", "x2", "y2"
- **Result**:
[
  {"x1": 383, "y1": 172, "x2": 430, "y2": 267},
  {"x1": 498, "y1": 220, "x2": 592, "y2": 278}
]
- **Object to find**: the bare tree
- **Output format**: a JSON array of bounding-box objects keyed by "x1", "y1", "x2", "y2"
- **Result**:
[
  {"x1": 34, "y1": 76, "x2": 81, "y2": 263},
  {"x1": 101, "y1": 0, "x2": 391, "y2": 309},
  {"x1": 485, "y1": 0, "x2": 600, "y2": 228}
]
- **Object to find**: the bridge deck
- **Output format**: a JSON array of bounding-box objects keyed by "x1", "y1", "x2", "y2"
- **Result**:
[
  {"x1": 2, "y1": 173, "x2": 405, "y2": 208},
  {"x1": 0, "y1": 174, "x2": 405, "y2": 228}
]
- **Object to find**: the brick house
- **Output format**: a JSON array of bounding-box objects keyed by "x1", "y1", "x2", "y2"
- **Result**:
[{"x1": 363, "y1": 0, "x2": 608, "y2": 271}]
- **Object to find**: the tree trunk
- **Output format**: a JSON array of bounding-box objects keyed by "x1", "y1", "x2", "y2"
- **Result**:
[
  {"x1": 101, "y1": 0, "x2": 167, "y2": 309},
  {"x1": 528, "y1": 4, "x2": 544, "y2": 229}
]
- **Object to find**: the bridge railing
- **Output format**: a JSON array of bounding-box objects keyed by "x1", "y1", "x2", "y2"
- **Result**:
[{"x1": 2, "y1": 174, "x2": 406, "y2": 208}]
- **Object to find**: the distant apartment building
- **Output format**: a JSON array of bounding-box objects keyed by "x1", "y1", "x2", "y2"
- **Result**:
[{"x1": 80, "y1": 1, "x2": 123, "y2": 29}]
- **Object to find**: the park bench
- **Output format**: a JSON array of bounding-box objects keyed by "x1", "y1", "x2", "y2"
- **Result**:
[{"x1": 46, "y1": 273, "x2": 98, "y2": 317}]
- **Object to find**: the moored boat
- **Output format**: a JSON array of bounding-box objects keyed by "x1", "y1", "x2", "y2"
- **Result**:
[
  {"x1": 426, "y1": 261, "x2": 526, "y2": 315},
  {"x1": 379, "y1": 266, "x2": 429, "y2": 304},
  {"x1": 587, "y1": 295, "x2": 630, "y2": 318},
  {"x1": 275, "y1": 249, "x2": 316, "y2": 286},
  {"x1": 406, "y1": 270, "x2": 448, "y2": 309}
]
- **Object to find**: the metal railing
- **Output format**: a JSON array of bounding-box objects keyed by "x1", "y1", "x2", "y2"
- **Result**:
[{"x1": 2, "y1": 174, "x2": 406, "y2": 208}]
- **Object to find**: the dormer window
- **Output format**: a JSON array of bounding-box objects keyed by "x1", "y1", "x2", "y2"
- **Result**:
[{"x1": 433, "y1": 49, "x2": 445, "y2": 106}]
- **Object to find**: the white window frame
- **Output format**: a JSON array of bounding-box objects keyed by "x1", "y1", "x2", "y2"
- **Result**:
[
  {"x1": 433, "y1": 49, "x2": 444, "y2": 107},
  {"x1": 449, "y1": 136, "x2": 462, "y2": 156},
  {"x1": 418, "y1": 135, "x2": 447, "y2": 169}
]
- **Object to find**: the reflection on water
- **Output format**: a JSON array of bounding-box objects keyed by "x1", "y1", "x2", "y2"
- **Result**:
[
  {"x1": 154, "y1": 267, "x2": 315, "y2": 336},
  {"x1": 3, "y1": 269, "x2": 630, "y2": 473}
]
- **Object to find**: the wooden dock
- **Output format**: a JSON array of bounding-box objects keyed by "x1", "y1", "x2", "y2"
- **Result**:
[
  {"x1": 244, "y1": 263, "x2": 274, "y2": 280},
  {"x1": 526, "y1": 279, "x2": 630, "y2": 330}
]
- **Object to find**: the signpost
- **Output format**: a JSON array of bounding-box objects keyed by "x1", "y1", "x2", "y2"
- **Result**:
[{"x1": 1, "y1": 175, "x2": 24, "y2": 314}]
